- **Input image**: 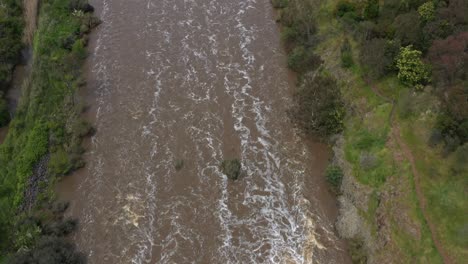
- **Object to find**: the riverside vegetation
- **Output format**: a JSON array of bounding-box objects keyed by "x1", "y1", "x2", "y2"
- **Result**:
[
  {"x1": 0, "y1": 0, "x2": 99, "y2": 263},
  {"x1": 273, "y1": 0, "x2": 467, "y2": 263}
]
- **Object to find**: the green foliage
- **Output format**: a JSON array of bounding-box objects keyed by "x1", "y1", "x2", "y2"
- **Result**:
[
  {"x1": 336, "y1": 1, "x2": 357, "y2": 18},
  {"x1": 0, "y1": 95, "x2": 9, "y2": 127},
  {"x1": 281, "y1": 26, "x2": 300, "y2": 45},
  {"x1": 418, "y1": 2, "x2": 435, "y2": 22},
  {"x1": 325, "y1": 165, "x2": 343, "y2": 188},
  {"x1": 9, "y1": 237, "x2": 86, "y2": 264},
  {"x1": 435, "y1": 112, "x2": 468, "y2": 153},
  {"x1": 287, "y1": 46, "x2": 322, "y2": 73},
  {"x1": 220, "y1": 159, "x2": 241, "y2": 180},
  {"x1": 355, "y1": 129, "x2": 385, "y2": 150},
  {"x1": 364, "y1": 0, "x2": 379, "y2": 20},
  {"x1": 48, "y1": 148, "x2": 72, "y2": 177},
  {"x1": 271, "y1": 0, "x2": 288, "y2": 9},
  {"x1": 393, "y1": 11, "x2": 423, "y2": 47},
  {"x1": 340, "y1": 38, "x2": 354, "y2": 68},
  {"x1": 174, "y1": 159, "x2": 184, "y2": 171},
  {"x1": 0, "y1": 0, "x2": 97, "y2": 257},
  {"x1": 396, "y1": 45, "x2": 430, "y2": 87},
  {"x1": 289, "y1": 73, "x2": 345, "y2": 138},
  {"x1": 359, "y1": 38, "x2": 400, "y2": 80},
  {"x1": 0, "y1": 0, "x2": 24, "y2": 90},
  {"x1": 13, "y1": 221, "x2": 41, "y2": 251},
  {"x1": 349, "y1": 238, "x2": 368, "y2": 264}
]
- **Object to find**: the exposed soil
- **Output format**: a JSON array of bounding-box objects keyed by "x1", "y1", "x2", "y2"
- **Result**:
[{"x1": 22, "y1": 0, "x2": 39, "y2": 45}]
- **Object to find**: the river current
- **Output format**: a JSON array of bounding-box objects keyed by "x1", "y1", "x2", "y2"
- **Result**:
[{"x1": 59, "y1": 0, "x2": 351, "y2": 263}]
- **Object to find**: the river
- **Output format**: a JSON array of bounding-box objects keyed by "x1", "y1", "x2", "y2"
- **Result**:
[{"x1": 58, "y1": 0, "x2": 351, "y2": 263}]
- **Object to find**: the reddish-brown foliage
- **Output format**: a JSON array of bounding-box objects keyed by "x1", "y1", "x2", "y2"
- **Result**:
[{"x1": 428, "y1": 31, "x2": 468, "y2": 85}]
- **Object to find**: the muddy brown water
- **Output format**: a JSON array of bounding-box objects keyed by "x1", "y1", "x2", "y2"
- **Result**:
[{"x1": 58, "y1": 0, "x2": 351, "y2": 263}]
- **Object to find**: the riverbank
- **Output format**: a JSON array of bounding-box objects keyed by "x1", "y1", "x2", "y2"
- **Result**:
[
  {"x1": 0, "y1": 0, "x2": 99, "y2": 262},
  {"x1": 273, "y1": 0, "x2": 467, "y2": 263}
]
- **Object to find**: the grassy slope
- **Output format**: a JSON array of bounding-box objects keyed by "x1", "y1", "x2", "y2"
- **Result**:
[
  {"x1": 0, "y1": 0, "x2": 92, "y2": 256},
  {"x1": 314, "y1": 0, "x2": 467, "y2": 262}
]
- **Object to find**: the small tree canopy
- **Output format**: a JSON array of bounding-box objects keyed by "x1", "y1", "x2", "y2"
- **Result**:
[
  {"x1": 220, "y1": 159, "x2": 241, "y2": 180},
  {"x1": 418, "y1": 2, "x2": 435, "y2": 22},
  {"x1": 396, "y1": 45, "x2": 431, "y2": 88}
]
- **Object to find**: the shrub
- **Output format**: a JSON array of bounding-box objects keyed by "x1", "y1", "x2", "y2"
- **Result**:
[
  {"x1": 360, "y1": 38, "x2": 400, "y2": 80},
  {"x1": 287, "y1": 46, "x2": 322, "y2": 73},
  {"x1": 0, "y1": 0, "x2": 24, "y2": 90},
  {"x1": 174, "y1": 159, "x2": 184, "y2": 171},
  {"x1": 281, "y1": 26, "x2": 300, "y2": 45},
  {"x1": 326, "y1": 165, "x2": 344, "y2": 188},
  {"x1": 341, "y1": 38, "x2": 354, "y2": 68},
  {"x1": 42, "y1": 219, "x2": 78, "y2": 237},
  {"x1": 393, "y1": 11, "x2": 422, "y2": 47},
  {"x1": 396, "y1": 45, "x2": 431, "y2": 87},
  {"x1": 418, "y1": 2, "x2": 435, "y2": 22},
  {"x1": 48, "y1": 148, "x2": 72, "y2": 177},
  {"x1": 364, "y1": 0, "x2": 380, "y2": 20},
  {"x1": 436, "y1": 112, "x2": 468, "y2": 153},
  {"x1": 0, "y1": 95, "x2": 10, "y2": 127},
  {"x1": 220, "y1": 159, "x2": 241, "y2": 180},
  {"x1": 427, "y1": 32, "x2": 468, "y2": 86},
  {"x1": 289, "y1": 73, "x2": 345, "y2": 138},
  {"x1": 69, "y1": 0, "x2": 94, "y2": 13},
  {"x1": 271, "y1": 0, "x2": 288, "y2": 9},
  {"x1": 336, "y1": 1, "x2": 357, "y2": 18},
  {"x1": 10, "y1": 237, "x2": 86, "y2": 264}
]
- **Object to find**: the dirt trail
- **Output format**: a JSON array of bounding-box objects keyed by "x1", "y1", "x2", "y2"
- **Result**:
[
  {"x1": 22, "y1": 0, "x2": 39, "y2": 45},
  {"x1": 368, "y1": 81, "x2": 452, "y2": 264},
  {"x1": 391, "y1": 123, "x2": 452, "y2": 264}
]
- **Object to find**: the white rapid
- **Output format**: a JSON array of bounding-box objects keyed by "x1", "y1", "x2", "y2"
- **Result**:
[{"x1": 59, "y1": 0, "x2": 351, "y2": 263}]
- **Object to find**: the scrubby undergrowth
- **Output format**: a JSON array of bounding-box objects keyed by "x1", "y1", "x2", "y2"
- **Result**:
[{"x1": 0, "y1": 0, "x2": 99, "y2": 262}]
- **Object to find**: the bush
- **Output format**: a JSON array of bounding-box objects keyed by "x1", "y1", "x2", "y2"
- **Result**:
[
  {"x1": 418, "y1": 2, "x2": 435, "y2": 22},
  {"x1": 341, "y1": 38, "x2": 354, "y2": 68},
  {"x1": 396, "y1": 45, "x2": 431, "y2": 87},
  {"x1": 364, "y1": 0, "x2": 380, "y2": 20},
  {"x1": 281, "y1": 26, "x2": 300, "y2": 45},
  {"x1": 48, "y1": 148, "x2": 72, "y2": 177},
  {"x1": 69, "y1": 0, "x2": 94, "y2": 13},
  {"x1": 336, "y1": 1, "x2": 357, "y2": 18},
  {"x1": 271, "y1": 0, "x2": 288, "y2": 9},
  {"x1": 393, "y1": 11, "x2": 422, "y2": 47},
  {"x1": 359, "y1": 38, "x2": 400, "y2": 80},
  {"x1": 326, "y1": 165, "x2": 344, "y2": 188},
  {"x1": 220, "y1": 159, "x2": 241, "y2": 180},
  {"x1": 427, "y1": 32, "x2": 468, "y2": 86},
  {"x1": 10, "y1": 237, "x2": 86, "y2": 264},
  {"x1": 287, "y1": 46, "x2": 322, "y2": 73},
  {"x1": 289, "y1": 73, "x2": 345, "y2": 138},
  {"x1": 0, "y1": 0, "x2": 24, "y2": 90},
  {"x1": 174, "y1": 159, "x2": 184, "y2": 171},
  {"x1": 0, "y1": 95, "x2": 10, "y2": 127}
]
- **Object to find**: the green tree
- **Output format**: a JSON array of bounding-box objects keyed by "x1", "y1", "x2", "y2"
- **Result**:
[
  {"x1": 364, "y1": 0, "x2": 379, "y2": 20},
  {"x1": 418, "y1": 2, "x2": 435, "y2": 22},
  {"x1": 289, "y1": 73, "x2": 345, "y2": 137},
  {"x1": 396, "y1": 45, "x2": 430, "y2": 88}
]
